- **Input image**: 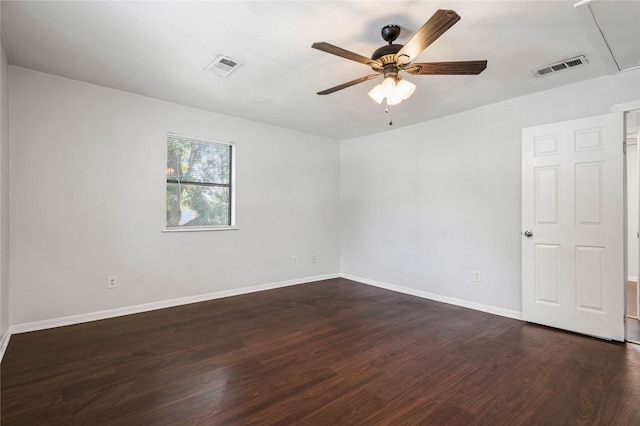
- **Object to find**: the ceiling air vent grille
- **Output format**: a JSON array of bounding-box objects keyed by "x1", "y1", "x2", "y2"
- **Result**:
[
  {"x1": 532, "y1": 55, "x2": 588, "y2": 77},
  {"x1": 205, "y1": 55, "x2": 242, "y2": 77}
]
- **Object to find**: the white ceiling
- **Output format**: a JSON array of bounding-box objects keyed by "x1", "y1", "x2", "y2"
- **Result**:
[{"x1": 1, "y1": 0, "x2": 639, "y2": 140}]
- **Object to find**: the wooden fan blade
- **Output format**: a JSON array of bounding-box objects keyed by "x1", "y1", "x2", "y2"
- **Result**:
[
  {"x1": 312, "y1": 42, "x2": 381, "y2": 68},
  {"x1": 317, "y1": 74, "x2": 380, "y2": 95},
  {"x1": 395, "y1": 9, "x2": 461, "y2": 64},
  {"x1": 405, "y1": 60, "x2": 487, "y2": 75}
]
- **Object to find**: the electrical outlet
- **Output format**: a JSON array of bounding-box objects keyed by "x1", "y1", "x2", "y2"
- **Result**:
[
  {"x1": 107, "y1": 276, "x2": 118, "y2": 289},
  {"x1": 473, "y1": 270, "x2": 481, "y2": 282},
  {"x1": 311, "y1": 255, "x2": 317, "y2": 264},
  {"x1": 291, "y1": 256, "x2": 298, "y2": 265}
]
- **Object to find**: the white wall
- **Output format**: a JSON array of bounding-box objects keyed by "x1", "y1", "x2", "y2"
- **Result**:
[
  {"x1": 341, "y1": 69, "x2": 640, "y2": 313},
  {"x1": 9, "y1": 66, "x2": 340, "y2": 325},
  {"x1": 0, "y1": 11, "x2": 10, "y2": 337}
]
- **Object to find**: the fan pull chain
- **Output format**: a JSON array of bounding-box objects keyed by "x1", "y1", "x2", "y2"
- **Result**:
[{"x1": 385, "y1": 101, "x2": 393, "y2": 126}]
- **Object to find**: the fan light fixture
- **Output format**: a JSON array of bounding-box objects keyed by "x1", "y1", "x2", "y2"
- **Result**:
[{"x1": 368, "y1": 77, "x2": 416, "y2": 106}]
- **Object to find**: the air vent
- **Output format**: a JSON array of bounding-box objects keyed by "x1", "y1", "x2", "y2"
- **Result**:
[
  {"x1": 205, "y1": 55, "x2": 242, "y2": 77},
  {"x1": 532, "y1": 55, "x2": 588, "y2": 77}
]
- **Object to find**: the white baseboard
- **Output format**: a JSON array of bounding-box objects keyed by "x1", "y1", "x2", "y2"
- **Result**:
[
  {"x1": 341, "y1": 273, "x2": 523, "y2": 321},
  {"x1": 4, "y1": 272, "x2": 523, "y2": 361},
  {"x1": 628, "y1": 276, "x2": 638, "y2": 283},
  {"x1": 0, "y1": 327, "x2": 11, "y2": 362},
  {"x1": 8, "y1": 273, "x2": 340, "y2": 336}
]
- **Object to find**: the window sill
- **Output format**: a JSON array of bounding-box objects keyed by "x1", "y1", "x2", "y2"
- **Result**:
[{"x1": 162, "y1": 226, "x2": 239, "y2": 233}]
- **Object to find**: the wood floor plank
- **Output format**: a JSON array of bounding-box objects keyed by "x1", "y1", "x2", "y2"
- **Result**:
[{"x1": 2, "y1": 278, "x2": 640, "y2": 425}]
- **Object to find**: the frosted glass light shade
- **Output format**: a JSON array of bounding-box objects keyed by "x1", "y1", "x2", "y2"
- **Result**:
[
  {"x1": 396, "y1": 79, "x2": 416, "y2": 100},
  {"x1": 368, "y1": 84, "x2": 386, "y2": 104},
  {"x1": 387, "y1": 93, "x2": 403, "y2": 106},
  {"x1": 381, "y1": 77, "x2": 396, "y2": 96}
]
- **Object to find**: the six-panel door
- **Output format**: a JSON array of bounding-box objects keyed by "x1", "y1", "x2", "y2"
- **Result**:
[{"x1": 522, "y1": 113, "x2": 624, "y2": 341}]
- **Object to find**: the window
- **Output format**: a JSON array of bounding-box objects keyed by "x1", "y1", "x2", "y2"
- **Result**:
[{"x1": 166, "y1": 133, "x2": 234, "y2": 229}]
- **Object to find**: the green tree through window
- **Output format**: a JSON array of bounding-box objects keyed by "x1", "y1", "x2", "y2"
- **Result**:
[{"x1": 166, "y1": 134, "x2": 234, "y2": 228}]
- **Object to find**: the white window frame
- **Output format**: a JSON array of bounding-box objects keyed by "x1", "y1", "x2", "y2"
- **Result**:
[{"x1": 163, "y1": 133, "x2": 237, "y2": 232}]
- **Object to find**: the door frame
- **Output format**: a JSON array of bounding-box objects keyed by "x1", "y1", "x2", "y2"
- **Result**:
[{"x1": 612, "y1": 100, "x2": 640, "y2": 341}]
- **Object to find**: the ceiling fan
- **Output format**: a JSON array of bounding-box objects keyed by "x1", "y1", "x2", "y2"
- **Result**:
[{"x1": 312, "y1": 9, "x2": 487, "y2": 107}]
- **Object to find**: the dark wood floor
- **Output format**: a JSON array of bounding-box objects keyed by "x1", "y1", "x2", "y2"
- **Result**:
[{"x1": 2, "y1": 278, "x2": 639, "y2": 425}]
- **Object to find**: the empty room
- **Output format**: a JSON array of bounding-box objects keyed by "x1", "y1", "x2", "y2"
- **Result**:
[{"x1": 0, "y1": 1, "x2": 639, "y2": 424}]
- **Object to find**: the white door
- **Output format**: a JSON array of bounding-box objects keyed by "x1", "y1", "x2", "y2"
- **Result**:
[{"x1": 522, "y1": 112, "x2": 624, "y2": 341}]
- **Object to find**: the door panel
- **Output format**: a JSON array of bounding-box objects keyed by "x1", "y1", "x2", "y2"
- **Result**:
[
  {"x1": 535, "y1": 244, "x2": 560, "y2": 304},
  {"x1": 575, "y1": 162, "x2": 603, "y2": 224},
  {"x1": 522, "y1": 113, "x2": 624, "y2": 341},
  {"x1": 575, "y1": 245, "x2": 604, "y2": 311},
  {"x1": 534, "y1": 166, "x2": 559, "y2": 224}
]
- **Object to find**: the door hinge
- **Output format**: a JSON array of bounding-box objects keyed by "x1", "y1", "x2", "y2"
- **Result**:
[{"x1": 623, "y1": 141, "x2": 627, "y2": 154}]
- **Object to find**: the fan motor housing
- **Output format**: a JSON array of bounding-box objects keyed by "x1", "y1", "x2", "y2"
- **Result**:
[{"x1": 371, "y1": 44, "x2": 403, "y2": 61}]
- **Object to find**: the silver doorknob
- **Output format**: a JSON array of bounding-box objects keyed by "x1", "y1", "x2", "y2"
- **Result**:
[{"x1": 524, "y1": 230, "x2": 533, "y2": 237}]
